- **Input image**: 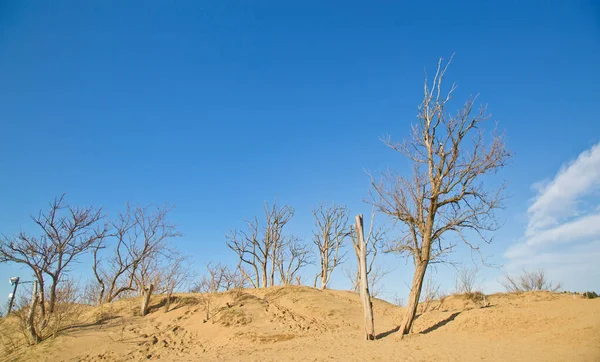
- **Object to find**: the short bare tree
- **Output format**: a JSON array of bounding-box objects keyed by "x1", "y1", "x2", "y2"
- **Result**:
[
  {"x1": 91, "y1": 203, "x2": 181, "y2": 305},
  {"x1": 226, "y1": 201, "x2": 294, "y2": 288},
  {"x1": 276, "y1": 236, "x2": 312, "y2": 285},
  {"x1": 312, "y1": 203, "x2": 349, "y2": 289},
  {"x1": 370, "y1": 56, "x2": 511, "y2": 335},
  {"x1": 0, "y1": 195, "x2": 106, "y2": 327},
  {"x1": 455, "y1": 266, "x2": 479, "y2": 295}
]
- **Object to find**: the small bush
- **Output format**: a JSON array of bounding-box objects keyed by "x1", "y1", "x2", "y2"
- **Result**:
[
  {"x1": 582, "y1": 291, "x2": 598, "y2": 299},
  {"x1": 465, "y1": 291, "x2": 485, "y2": 303},
  {"x1": 455, "y1": 267, "x2": 478, "y2": 295},
  {"x1": 500, "y1": 269, "x2": 561, "y2": 293}
]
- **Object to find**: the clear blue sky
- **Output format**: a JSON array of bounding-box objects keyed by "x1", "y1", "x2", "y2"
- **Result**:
[{"x1": 1, "y1": 1, "x2": 599, "y2": 304}]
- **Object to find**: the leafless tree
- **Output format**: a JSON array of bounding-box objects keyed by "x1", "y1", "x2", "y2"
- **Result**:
[
  {"x1": 91, "y1": 203, "x2": 181, "y2": 304},
  {"x1": 0, "y1": 195, "x2": 106, "y2": 326},
  {"x1": 226, "y1": 201, "x2": 294, "y2": 288},
  {"x1": 312, "y1": 204, "x2": 349, "y2": 289},
  {"x1": 276, "y1": 237, "x2": 312, "y2": 285},
  {"x1": 455, "y1": 266, "x2": 479, "y2": 295},
  {"x1": 160, "y1": 253, "x2": 191, "y2": 312},
  {"x1": 190, "y1": 262, "x2": 234, "y2": 322},
  {"x1": 500, "y1": 269, "x2": 561, "y2": 293},
  {"x1": 370, "y1": 56, "x2": 511, "y2": 335}
]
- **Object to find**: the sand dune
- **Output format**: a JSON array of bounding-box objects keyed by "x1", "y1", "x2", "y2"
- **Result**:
[{"x1": 2, "y1": 286, "x2": 599, "y2": 361}]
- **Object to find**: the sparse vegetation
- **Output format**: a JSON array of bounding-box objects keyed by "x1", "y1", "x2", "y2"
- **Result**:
[
  {"x1": 500, "y1": 269, "x2": 562, "y2": 293},
  {"x1": 582, "y1": 291, "x2": 598, "y2": 299}
]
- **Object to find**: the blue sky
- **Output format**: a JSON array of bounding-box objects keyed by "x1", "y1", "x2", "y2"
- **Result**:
[{"x1": 1, "y1": 1, "x2": 599, "y2": 304}]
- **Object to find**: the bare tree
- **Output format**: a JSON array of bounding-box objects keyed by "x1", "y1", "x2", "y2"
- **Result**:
[
  {"x1": 0, "y1": 195, "x2": 106, "y2": 326},
  {"x1": 226, "y1": 201, "x2": 294, "y2": 288},
  {"x1": 500, "y1": 269, "x2": 561, "y2": 293},
  {"x1": 455, "y1": 266, "x2": 479, "y2": 295},
  {"x1": 191, "y1": 262, "x2": 232, "y2": 322},
  {"x1": 91, "y1": 203, "x2": 181, "y2": 304},
  {"x1": 370, "y1": 56, "x2": 511, "y2": 335},
  {"x1": 312, "y1": 204, "x2": 349, "y2": 289},
  {"x1": 276, "y1": 237, "x2": 312, "y2": 285},
  {"x1": 161, "y1": 253, "x2": 191, "y2": 312}
]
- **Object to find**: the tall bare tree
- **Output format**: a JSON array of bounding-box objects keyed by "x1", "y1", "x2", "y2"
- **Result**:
[
  {"x1": 312, "y1": 203, "x2": 349, "y2": 290},
  {"x1": 370, "y1": 56, "x2": 510, "y2": 336},
  {"x1": 91, "y1": 203, "x2": 181, "y2": 304},
  {"x1": 226, "y1": 201, "x2": 294, "y2": 288},
  {"x1": 0, "y1": 195, "x2": 106, "y2": 326}
]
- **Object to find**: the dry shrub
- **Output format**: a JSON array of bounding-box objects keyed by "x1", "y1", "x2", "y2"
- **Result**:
[
  {"x1": 94, "y1": 303, "x2": 117, "y2": 323},
  {"x1": 455, "y1": 267, "x2": 478, "y2": 295},
  {"x1": 582, "y1": 291, "x2": 598, "y2": 299},
  {"x1": 44, "y1": 279, "x2": 84, "y2": 338},
  {"x1": 0, "y1": 317, "x2": 24, "y2": 356},
  {"x1": 500, "y1": 269, "x2": 561, "y2": 293},
  {"x1": 419, "y1": 274, "x2": 441, "y2": 313}
]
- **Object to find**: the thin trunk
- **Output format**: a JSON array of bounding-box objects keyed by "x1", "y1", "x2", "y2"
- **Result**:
[
  {"x1": 321, "y1": 252, "x2": 328, "y2": 290},
  {"x1": 27, "y1": 281, "x2": 41, "y2": 344},
  {"x1": 399, "y1": 260, "x2": 428, "y2": 335},
  {"x1": 48, "y1": 276, "x2": 58, "y2": 314},
  {"x1": 36, "y1": 274, "x2": 47, "y2": 327},
  {"x1": 140, "y1": 284, "x2": 154, "y2": 316},
  {"x1": 270, "y1": 248, "x2": 276, "y2": 287},
  {"x1": 164, "y1": 292, "x2": 172, "y2": 312},
  {"x1": 261, "y1": 263, "x2": 267, "y2": 288},
  {"x1": 356, "y1": 215, "x2": 375, "y2": 340}
]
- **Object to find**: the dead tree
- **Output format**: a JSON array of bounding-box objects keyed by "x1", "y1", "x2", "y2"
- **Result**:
[
  {"x1": 91, "y1": 203, "x2": 181, "y2": 304},
  {"x1": 312, "y1": 204, "x2": 349, "y2": 290},
  {"x1": 226, "y1": 201, "x2": 294, "y2": 288},
  {"x1": 347, "y1": 213, "x2": 388, "y2": 296},
  {"x1": 0, "y1": 195, "x2": 106, "y2": 326},
  {"x1": 276, "y1": 237, "x2": 312, "y2": 285},
  {"x1": 370, "y1": 55, "x2": 510, "y2": 335},
  {"x1": 161, "y1": 253, "x2": 190, "y2": 312},
  {"x1": 352, "y1": 215, "x2": 375, "y2": 340}
]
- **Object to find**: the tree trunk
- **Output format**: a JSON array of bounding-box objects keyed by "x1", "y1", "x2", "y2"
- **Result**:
[
  {"x1": 165, "y1": 292, "x2": 173, "y2": 312},
  {"x1": 356, "y1": 215, "x2": 375, "y2": 340},
  {"x1": 261, "y1": 263, "x2": 267, "y2": 288},
  {"x1": 48, "y1": 277, "x2": 58, "y2": 314},
  {"x1": 399, "y1": 260, "x2": 428, "y2": 335},
  {"x1": 27, "y1": 281, "x2": 41, "y2": 344},
  {"x1": 140, "y1": 284, "x2": 154, "y2": 316}
]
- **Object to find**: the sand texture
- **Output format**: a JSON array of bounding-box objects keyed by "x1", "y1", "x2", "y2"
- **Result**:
[{"x1": 1, "y1": 286, "x2": 599, "y2": 361}]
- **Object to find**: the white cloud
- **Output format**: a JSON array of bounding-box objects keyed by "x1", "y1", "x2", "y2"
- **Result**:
[
  {"x1": 504, "y1": 142, "x2": 600, "y2": 291},
  {"x1": 526, "y1": 142, "x2": 600, "y2": 235}
]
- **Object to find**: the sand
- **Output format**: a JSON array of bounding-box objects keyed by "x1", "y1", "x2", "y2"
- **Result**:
[{"x1": 1, "y1": 286, "x2": 599, "y2": 361}]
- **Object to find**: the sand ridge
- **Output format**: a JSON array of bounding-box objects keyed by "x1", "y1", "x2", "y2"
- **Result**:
[{"x1": 1, "y1": 286, "x2": 599, "y2": 361}]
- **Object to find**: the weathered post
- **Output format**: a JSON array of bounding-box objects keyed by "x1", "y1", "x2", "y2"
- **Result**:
[
  {"x1": 140, "y1": 284, "x2": 154, "y2": 316},
  {"x1": 7, "y1": 277, "x2": 19, "y2": 315},
  {"x1": 355, "y1": 214, "x2": 375, "y2": 340}
]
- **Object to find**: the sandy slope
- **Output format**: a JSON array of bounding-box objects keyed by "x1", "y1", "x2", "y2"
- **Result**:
[{"x1": 2, "y1": 286, "x2": 599, "y2": 361}]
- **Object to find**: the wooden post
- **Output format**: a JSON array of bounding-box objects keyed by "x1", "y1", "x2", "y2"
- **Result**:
[
  {"x1": 7, "y1": 278, "x2": 19, "y2": 315},
  {"x1": 27, "y1": 281, "x2": 41, "y2": 344},
  {"x1": 355, "y1": 214, "x2": 375, "y2": 340},
  {"x1": 140, "y1": 284, "x2": 154, "y2": 316}
]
